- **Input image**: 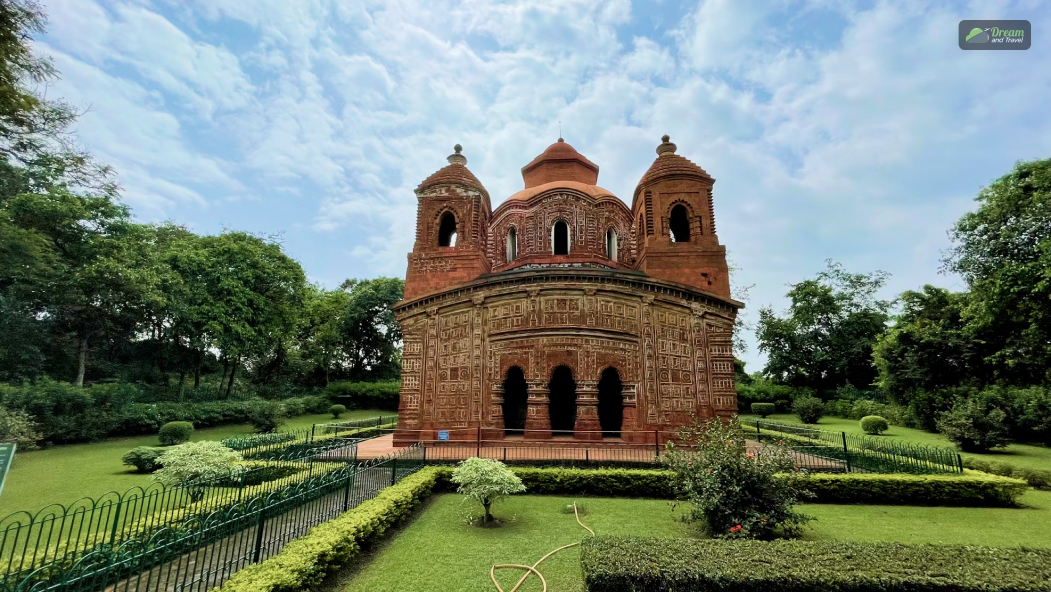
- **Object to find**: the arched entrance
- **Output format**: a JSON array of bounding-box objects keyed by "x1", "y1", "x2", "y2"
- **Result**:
[
  {"x1": 547, "y1": 365, "x2": 577, "y2": 436},
  {"x1": 597, "y1": 367, "x2": 624, "y2": 437},
  {"x1": 502, "y1": 366, "x2": 528, "y2": 435}
]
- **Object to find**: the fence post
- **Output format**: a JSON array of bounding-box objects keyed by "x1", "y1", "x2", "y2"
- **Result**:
[
  {"x1": 390, "y1": 457, "x2": 398, "y2": 486},
  {"x1": 653, "y1": 430, "x2": 659, "y2": 461},
  {"x1": 477, "y1": 426, "x2": 481, "y2": 458},
  {"x1": 342, "y1": 468, "x2": 355, "y2": 512},
  {"x1": 108, "y1": 498, "x2": 124, "y2": 545},
  {"x1": 252, "y1": 504, "x2": 267, "y2": 563},
  {"x1": 756, "y1": 423, "x2": 761, "y2": 443},
  {"x1": 841, "y1": 432, "x2": 852, "y2": 473},
  {"x1": 422, "y1": 447, "x2": 427, "y2": 464},
  {"x1": 957, "y1": 453, "x2": 964, "y2": 474}
]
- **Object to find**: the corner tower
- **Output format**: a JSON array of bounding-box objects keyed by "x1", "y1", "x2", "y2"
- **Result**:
[
  {"x1": 632, "y1": 135, "x2": 731, "y2": 299},
  {"x1": 404, "y1": 145, "x2": 492, "y2": 300}
]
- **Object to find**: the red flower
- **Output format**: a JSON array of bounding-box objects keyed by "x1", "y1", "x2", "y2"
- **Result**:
[
  {"x1": 707, "y1": 468, "x2": 712, "y2": 473},
  {"x1": 794, "y1": 467, "x2": 800, "y2": 472},
  {"x1": 687, "y1": 461, "x2": 693, "y2": 467},
  {"x1": 730, "y1": 525, "x2": 742, "y2": 533},
  {"x1": 746, "y1": 452, "x2": 754, "y2": 458}
]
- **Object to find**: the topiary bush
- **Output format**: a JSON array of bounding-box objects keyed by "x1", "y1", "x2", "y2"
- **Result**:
[
  {"x1": 937, "y1": 396, "x2": 1011, "y2": 452},
  {"x1": 122, "y1": 446, "x2": 167, "y2": 473},
  {"x1": 451, "y1": 457, "x2": 526, "y2": 523},
  {"x1": 158, "y1": 421, "x2": 194, "y2": 446},
  {"x1": 860, "y1": 415, "x2": 889, "y2": 435},
  {"x1": 663, "y1": 417, "x2": 811, "y2": 539},
  {"x1": 247, "y1": 400, "x2": 286, "y2": 433},
  {"x1": 793, "y1": 397, "x2": 824, "y2": 424},
  {"x1": 330, "y1": 404, "x2": 347, "y2": 419},
  {"x1": 750, "y1": 403, "x2": 775, "y2": 418}
]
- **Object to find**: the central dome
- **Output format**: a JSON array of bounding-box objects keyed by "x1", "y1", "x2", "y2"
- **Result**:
[{"x1": 520, "y1": 138, "x2": 599, "y2": 189}]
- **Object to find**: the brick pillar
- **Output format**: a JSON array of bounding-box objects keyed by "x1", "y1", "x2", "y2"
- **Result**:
[
  {"x1": 483, "y1": 382, "x2": 506, "y2": 440},
  {"x1": 574, "y1": 381, "x2": 601, "y2": 440},
  {"x1": 524, "y1": 380, "x2": 551, "y2": 439}
]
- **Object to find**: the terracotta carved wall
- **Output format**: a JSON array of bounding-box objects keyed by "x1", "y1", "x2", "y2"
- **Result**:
[{"x1": 394, "y1": 275, "x2": 737, "y2": 443}]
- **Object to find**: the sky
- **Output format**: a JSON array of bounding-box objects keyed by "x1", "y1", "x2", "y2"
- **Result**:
[{"x1": 38, "y1": 0, "x2": 1051, "y2": 370}]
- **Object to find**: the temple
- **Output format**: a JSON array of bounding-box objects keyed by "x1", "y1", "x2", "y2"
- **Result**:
[{"x1": 393, "y1": 136, "x2": 741, "y2": 444}]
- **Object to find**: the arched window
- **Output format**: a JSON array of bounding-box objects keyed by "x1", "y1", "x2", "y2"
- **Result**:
[
  {"x1": 605, "y1": 229, "x2": 618, "y2": 262},
  {"x1": 552, "y1": 220, "x2": 569, "y2": 255},
  {"x1": 506, "y1": 228, "x2": 518, "y2": 262},
  {"x1": 438, "y1": 212, "x2": 457, "y2": 247},
  {"x1": 669, "y1": 204, "x2": 690, "y2": 243}
]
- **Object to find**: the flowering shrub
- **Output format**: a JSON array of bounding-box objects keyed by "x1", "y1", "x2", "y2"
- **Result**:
[
  {"x1": 451, "y1": 457, "x2": 526, "y2": 523},
  {"x1": 663, "y1": 416, "x2": 811, "y2": 539}
]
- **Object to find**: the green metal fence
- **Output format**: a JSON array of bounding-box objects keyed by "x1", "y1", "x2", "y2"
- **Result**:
[
  {"x1": 0, "y1": 426, "x2": 418, "y2": 592},
  {"x1": 739, "y1": 418, "x2": 963, "y2": 474}
]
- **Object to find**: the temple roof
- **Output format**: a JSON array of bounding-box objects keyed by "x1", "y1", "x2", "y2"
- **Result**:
[
  {"x1": 633, "y1": 135, "x2": 712, "y2": 200},
  {"x1": 416, "y1": 144, "x2": 489, "y2": 199},
  {"x1": 500, "y1": 180, "x2": 618, "y2": 204},
  {"x1": 521, "y1": 138, "x2": 600, "y2": 188}
]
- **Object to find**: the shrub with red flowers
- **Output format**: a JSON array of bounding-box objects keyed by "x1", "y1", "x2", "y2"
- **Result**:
[{"x1": 663, "y1": 415, "x2": 811, "y2": 539}]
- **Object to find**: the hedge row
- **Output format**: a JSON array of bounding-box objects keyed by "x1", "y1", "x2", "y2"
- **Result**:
[
  {"x1": 219, "y1": 466, "x2": 440, "y2": 592},
  {"x1": 581, "y1": 536, "x2": 1051, "y2": 592},
  {"x1": 802, "y1": 471, "x2": 1028, "y2": 506},
  {"x1": 963, "y1": 457, "x2": 1051, "y2": 489},
  {"x1": 324, "y1": 380, "x2": 399, "y2": 411},
  {"x1": 434, "y1": 466, "x2": 1027, "y2": 507}
]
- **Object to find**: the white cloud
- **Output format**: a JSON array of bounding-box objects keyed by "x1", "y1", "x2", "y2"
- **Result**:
[{"x1": 40, "y1": 0, "x2": 1051, "y2": 366}]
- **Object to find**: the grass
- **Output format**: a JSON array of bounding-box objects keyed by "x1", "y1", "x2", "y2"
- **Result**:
[
  {"x1": 335, "y1": 491, "x2": 1051, "y2": 592},
  {"x1": 333, "y1": 494, "x2": 697, "y2": 592},
  {"x1": 744, "y1": 413, "x2": 1051, "y2": 471},
  {"x1": 0, "y1": 409, "x2": 389, "y2": 516},
  {"x1": 801, "y1": 489, "x2": 1051, "y2": 547}
]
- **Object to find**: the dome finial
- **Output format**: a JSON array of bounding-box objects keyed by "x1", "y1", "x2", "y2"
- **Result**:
[
  {"x1": 656, "y1": 134, "x2": 676, "y2": 155},
  {"x1": 447, "y1": 144, "x2": 467, "y2": 165},
  {"x1": 557, "y1": 137, "x2": 564, "y2": 143}
]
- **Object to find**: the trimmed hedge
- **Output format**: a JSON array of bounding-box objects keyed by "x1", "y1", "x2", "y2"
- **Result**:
[
  {"x1": 750, "y1": 402, "x2": 775, "y2": 418},
  {"x1": 325, "y1": 380, "x2": 399, "y2": 411},
  {"x1": 158, "y1": 421, "x2": 194, "y2": 445},
  {"x1": 802, "y1": 471, "x2": 1027, "y2": 506},
  {"x1": 581, "y1": 536, "x2": 1051, "y2": 592},
  {"x1": 963, "y1": 458, "x2": 1051, "y2": 489},
  {"x1": 435, "y1": 466, "x2": 1026, "y2": 507},
  {"x1": 219, "y1": 466, "x2": 440, "y2": 592},
  {"x1": 121, "y1": 446, "x2": 166, "y2": 473}
]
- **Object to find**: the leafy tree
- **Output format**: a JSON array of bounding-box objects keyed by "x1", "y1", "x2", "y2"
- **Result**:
[
  {"x1": 338, "y1": 277, "x2": 404, "y2": 380},
  {"x1": 451, "y1": 457, "x2": 525, "y2": 523},
  {"x1": 298, "y1": 285, "x2": 352, "y2": 385},
  {"x1": 663, "y1": 416, "x2": 810, "y2": 539},
  {"x1": 757, "y1": 261, "x2": 892, "y2": 396},
  {"x1": 944, "y1": 157, "x2": 1051, "y2": 384},
  {"x1": 873, "y1": 286, "x2": 986, "y2": 404}
]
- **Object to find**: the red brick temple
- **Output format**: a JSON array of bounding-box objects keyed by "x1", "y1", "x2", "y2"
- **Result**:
[{"x1": 393, "y1": 136, "x2": 741, "y2": 445}]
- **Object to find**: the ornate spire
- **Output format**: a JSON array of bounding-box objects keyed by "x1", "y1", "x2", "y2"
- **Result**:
[
  {"x1": 447, "y1": 144, "x2": 467, "y2": 165},
  {"x1": 656, "y1": 134, "x2": 676, "y2": 155}
]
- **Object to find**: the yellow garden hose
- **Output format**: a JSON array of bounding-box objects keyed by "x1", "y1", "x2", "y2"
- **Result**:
[{"x1": 489, "y1": 503, "x2": 595, "y2": 592}]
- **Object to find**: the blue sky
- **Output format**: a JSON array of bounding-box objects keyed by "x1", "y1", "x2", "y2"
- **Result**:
[{"x1": 39, "y1": 0, "x2": 1051, "y2": 370}]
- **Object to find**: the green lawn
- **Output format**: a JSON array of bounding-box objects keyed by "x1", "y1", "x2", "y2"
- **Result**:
[
  {"x1": 334, "y1": 491, "x2": 1051, "y2": 592},
  {"x1": 801, "y1": 489, "x2": 1051, "y2": 547},
  {"x1": 0, "y1": 410, "x2": 389, "y2": 517},
  {"x1": 332, "y1": 495, "x2": 697, "y2": 592},
  {"x1": 744, "y1": 413, "x2": 1051, "y2": 471}
]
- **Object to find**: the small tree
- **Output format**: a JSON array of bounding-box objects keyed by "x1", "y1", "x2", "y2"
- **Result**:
[
  {"x1": 793, "y1": 397, "x2": 824, "y2": 424},
  {"x1": 158, "y1": 421, "x2": 194, "y2": 445},
  {"x1": 330, "y1": 404, "x2": 347, "y2": 419},
  {"x1": 451, "y1": 457, "x2": 525, "y2": 523},
  {"x1": 937, "y1": 397, "x2": 1011, "y2": 452},
  {"x1": 248, "y1": 400, "x2": 286, "y2": 433},
  {"x1": 751, "y1": 403, "x2": 775, "y2": 418},
  {"x1": 664, "y1": 416, "x2": 811, "y2": 539},
  {"x1": 154, "y1": 441, "x2": 244, "y2": 501}
]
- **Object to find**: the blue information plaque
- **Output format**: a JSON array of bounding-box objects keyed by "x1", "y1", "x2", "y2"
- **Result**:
[{"x1": 437, "y1": 430, "x2": 449, "y2": 441}]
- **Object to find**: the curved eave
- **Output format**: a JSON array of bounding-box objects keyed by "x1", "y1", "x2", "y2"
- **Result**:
[{"x1": 394, "y1": 267, "x2": 743, "y2": 315}]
